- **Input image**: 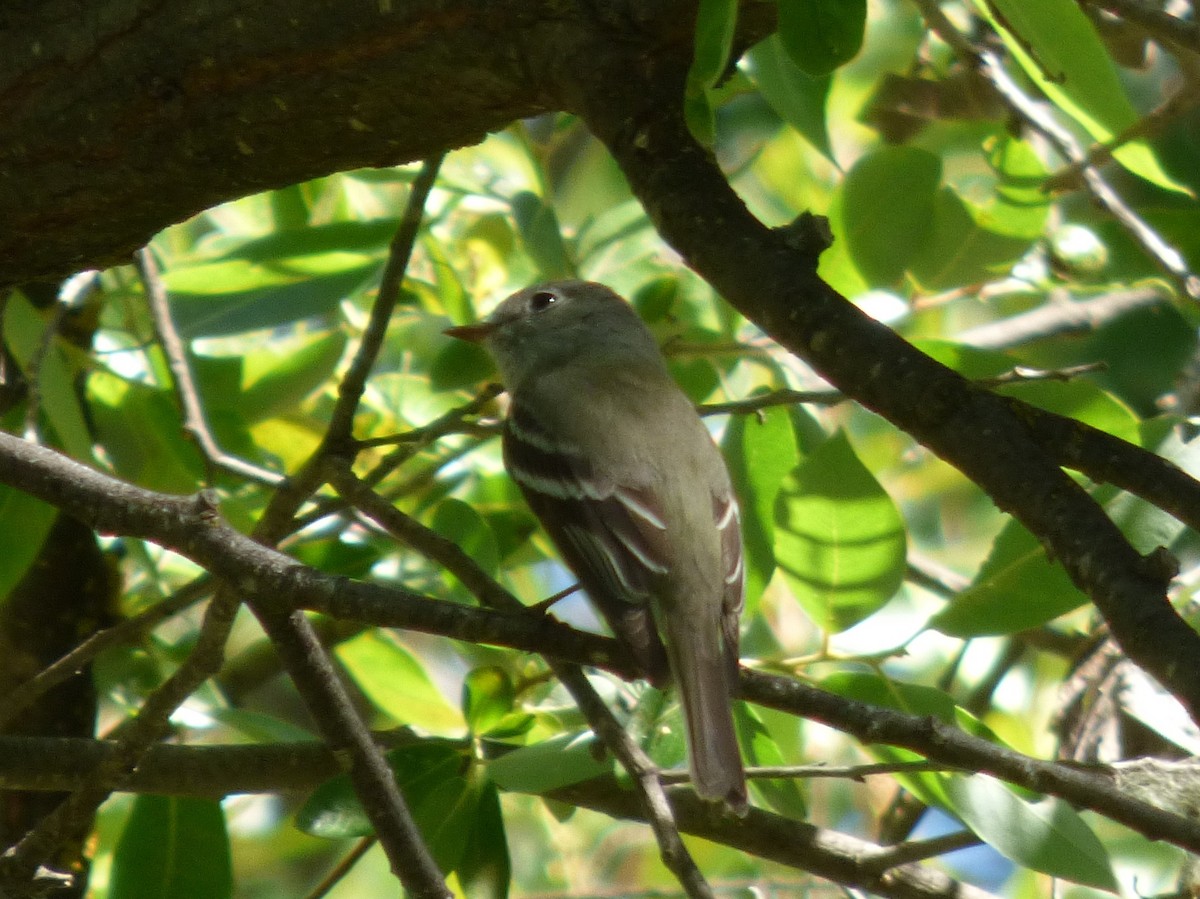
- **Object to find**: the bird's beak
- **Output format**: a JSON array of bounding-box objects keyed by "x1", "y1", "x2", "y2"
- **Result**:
[{"x1": 444, "y1": 321, "x2": 496, "y2": 343}]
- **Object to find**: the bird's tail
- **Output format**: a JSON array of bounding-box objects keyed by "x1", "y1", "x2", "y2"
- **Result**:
[{"x1": 663, "y1": 614, "x2": 747, "y2": 814}]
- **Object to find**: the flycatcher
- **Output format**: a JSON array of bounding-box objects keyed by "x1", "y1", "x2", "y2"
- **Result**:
[{"x1": 447, "y1": 280, "x2": 746, "y2": 812}]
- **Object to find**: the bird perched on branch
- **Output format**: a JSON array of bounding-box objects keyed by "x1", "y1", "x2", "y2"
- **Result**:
[{"x1": 447, "y1": 280, "x2": 747, "y2": 812}]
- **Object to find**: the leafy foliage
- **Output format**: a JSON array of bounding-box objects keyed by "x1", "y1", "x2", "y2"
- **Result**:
[{"x1": 3, "y1": 0, "x2": 1200, "y2": 896}]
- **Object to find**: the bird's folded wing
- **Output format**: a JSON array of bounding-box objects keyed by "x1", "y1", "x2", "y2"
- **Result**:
[{"x1": 503, "y1": 402, "x2": 672, "y2": 608}]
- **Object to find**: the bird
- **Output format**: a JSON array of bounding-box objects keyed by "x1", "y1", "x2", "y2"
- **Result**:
[{"x1": 446, "y1": 280, "x2": 747, "y2": 812}]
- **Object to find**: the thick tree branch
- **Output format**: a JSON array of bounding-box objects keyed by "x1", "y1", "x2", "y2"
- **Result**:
[{"x1": 0, "y1": 0, "x2": 766, "y2": 287}]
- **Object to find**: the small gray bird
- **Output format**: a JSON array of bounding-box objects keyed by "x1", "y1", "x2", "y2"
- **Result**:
[{"x1": 447, "y1": 280, "x2": 747, "y2": 812}]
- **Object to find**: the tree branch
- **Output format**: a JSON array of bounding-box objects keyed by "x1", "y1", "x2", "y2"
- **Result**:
[{"x1": 0, "y1": 736, "x2": 998, "y2": 899}]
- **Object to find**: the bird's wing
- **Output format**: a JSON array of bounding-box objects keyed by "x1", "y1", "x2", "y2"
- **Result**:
[
  {"x1": 503, "y1": 400, "x2": 672, "y2": 679},
  {"x1": 713, "y1": 490, "x2": 744, "y2": 675}
]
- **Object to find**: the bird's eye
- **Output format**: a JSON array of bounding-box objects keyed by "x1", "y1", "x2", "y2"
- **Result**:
[{"x1": 529, "y1": 291, "x2": 558, "y2": 312}]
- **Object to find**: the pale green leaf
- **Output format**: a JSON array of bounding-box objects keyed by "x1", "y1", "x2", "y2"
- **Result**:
[
  {"x1": 335, "y1": 631, "x2": 464, "y2": 735},
  {"x1": 775, "y1": 431, "x2": 907, "y2": 633},
  {"x1": 946, "y1": 774, "x2": 1118, "y2": 890}
]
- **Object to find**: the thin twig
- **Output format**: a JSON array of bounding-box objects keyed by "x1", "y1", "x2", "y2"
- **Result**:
[
  {"x1": 553, "y1": 665, "x2": 717, "y2": 899},
  {"x1": 864, "y1": 831, "x2": 983, "y2": 872},
  {"x1": 1044, "y1": 85, "x2": 1200, "y2": 192},
  {"x1": 231, "y1": 154, "x2": 453, "y2": 899},
  {"x1": 252, "y1": 605, "x2": 450, "y2": 898},
  {"x1": 957, "y1": 285, "x2": 1169, "y2": 349},
  {"x1": 304, "y1": 838, "x2": 377, "y2": 899},
  {"x1": 136, "y1": 248, "x2": 284, "y2": 487},
  {"x1": 699, "y1": 387, "x2": 843, "y2": 416},
  {"x1": 325, "y1": 154, "x2": 445, "y2": 447},
  {"x1": 660, "y1": 760, "x2": 972, "y2": 783},
  {"x1": 697, "y1": 364, "x2": 1106, "y2": 419}
]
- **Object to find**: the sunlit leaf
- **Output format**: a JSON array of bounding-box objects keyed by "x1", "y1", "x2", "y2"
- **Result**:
[
  {"x1": 736, "y1": 703, "x2": 807, "y2": 818},
  {"x1": 487, "y1": 731, "x2": 612, "y2": 793},
  {"x1": 946, "y1": 774, "x2": 1118, "y2": 890},
  {"x1": 165, "y1": 254, "x2": 380, "y2": 338},
  {"x1": 975, "y1": 0, "x2": 1188, "y2": 195},
  {"x1": 910, "y1": 188, "x2": 1033, "y2": 291},
  {"x1": 928, "y1": 519, "x2": 1086, "y2": 637},
  {"x1": 335, "y1": 631, "x2": 464, "y2": 734},
  {"x1": 722, "y1": 403, "x2": 802, "y2": 611},
  {"x1": 775, "y1": 431, "x2": 906, "y2": 633},
  {"x1": 88, "y1": 371, "x2": 206, "y2": 493},
  {"x1": 5, "y1": 293, "x2": 94, "y2": 462},
  {"x1": 463, "y1": 666, "x2": 516, "y2": 736},
  {"x1": 240, "y1": 331, "x2": 347, "y2": 422}
]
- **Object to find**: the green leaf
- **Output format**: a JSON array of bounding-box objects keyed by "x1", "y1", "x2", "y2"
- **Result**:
[
  {"x1": 457, "y1": 778, "x2": 511, "y2": 899},
  {"x1": 684, "y1": 0, "x2": 738, "y2": 146},
  {"x1": 684, "y1": 92, "x2": 717, "y2": 148},
  {"x1": 909, "y1": 188, "x2": 1033, "y2": 291},
  {"x1": 631, "y1": 687, "x2": 687, "y2": 776},
  {"x1": 821, "y1": 670, "x2": 958, "y2": 722},
  {"x1": 298, "y1": 744, "x2": 481, "y2": 875},
  {"x1": 463, "y1": 666, "x2": 517, "y2": 736},
  {"x1": 722, "y1": 403, "x2": 802, "y2": 610},
  {"x1": 914, "y1": 339, "x2": 1015, "y2": 379},
  {"x1": 222, "y1": 220, "x2": 397, "y2": 262},
  {"x1": 0, "y1": 487, "x2": 57, "y2": 602},
  {"x1": 487, "y1": 731, "x2": 612, "y2": 793},
  {"x1": 928, "y1": 519, "x2": 1086, "y2": 637},
  {"x1": 335, "y1": 631, "x2": 464, "y2": 734},
  {"x1": 88, "y1": 370, "x2": 205, "y2": 494},
  {"x1": 982, "y1": 136, "x2": 1052, "y2": 240},
  {"x1": 240, "y1": 331, "x2": 347, "y2": 423},
  {"x1": 735, "y1": 703, "x2": 807, "y2": 818},
  {"x1": 512, "y1": 192, "x2": 573, "y2": 280},
  {"x1": 689, "y1": 0, "x2": 738, "y2": 93},
  {"x1": 775, "y1": 431, "x2": 907, "y2": 633},
  {"x1": 777, "y1": 0, "x2": 867, "y2": 77},
  {"x1": 4, "y1": 293, "x2": 95, "y2": 462},
  {"x1": 819, "y1": 671, "x2": 964, "y2": 808},
  {"x1": 411, "y1": 774, "x2": 476, "y2": 873},
  {"x1": 108, "y1": 796, "x2": 232, "y2": 899},
  {"x1": 431, "y1": 498, "x2": 500, "y2": 578},
  {"x1": 290, "y1": 538, "x2": 381, "y2": 579},
  {"x1": 430, "y1": 338, "x2": 495, "y2": 392},
  {"x1": 840, "y1": 146, "x2": 941, "y2": 286},
  {"x1": 165, "y1": 254, "x2": 379, "y2": 338},
  {"x1": 946, "y1": 774, "x2": 1118, "y2": 890},
  {"x1": 743, "y1": 35, "x2": 833, "y2": 160},
  {"x1": 976, "y1": 0, "x2": 1188, "y2": 195}
]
